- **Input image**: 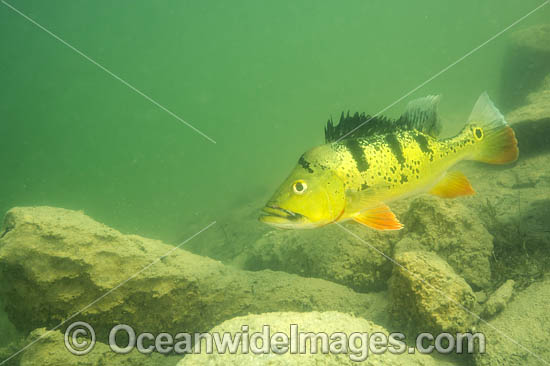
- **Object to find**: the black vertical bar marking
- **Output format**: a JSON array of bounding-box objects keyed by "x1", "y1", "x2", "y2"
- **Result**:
[
  {"x1": 385, "y1": 134, "x2": 405, "y2": 166},
  {"x1": 413, "y1": 132, "x2": 433, "y2": 154},
  {"x1": 343, "y1": 139, "x2": 369, "y2": 172}
]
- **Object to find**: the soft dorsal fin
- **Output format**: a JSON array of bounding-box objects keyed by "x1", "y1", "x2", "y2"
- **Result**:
[
  {"x1": 324, "y1": 95, "x2": 442, "y2": 143},
  {"x1": 397, "y1": 95, "x2": 442, "y2": 137}
]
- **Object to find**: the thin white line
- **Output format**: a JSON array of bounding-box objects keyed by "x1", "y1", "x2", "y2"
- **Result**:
[
  {"x1": 336, "y1": 222, "x2": 549, "y2": 365},
  {"x1": 1, "y1": 0, "x2": 217, "y2": 145},
  {"x1": 0, "y1": 221, "x2": 216, "y2": 365},
  {"x1": 335, "y1": 0, "x2": 549, "y2": 143}
]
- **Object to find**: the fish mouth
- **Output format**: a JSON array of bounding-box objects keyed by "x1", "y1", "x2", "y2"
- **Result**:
[{"x1": 259, "y1": 205, "x2": 304, "y2": 222}]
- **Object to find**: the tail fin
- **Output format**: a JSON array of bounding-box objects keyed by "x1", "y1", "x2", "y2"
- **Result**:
[{"x1": 466, "y1": 92, "x2": 518, "y2": 164}]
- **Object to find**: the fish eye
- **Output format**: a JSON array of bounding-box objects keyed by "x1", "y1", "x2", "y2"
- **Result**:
[{"x1": 292, "y1": 180, "x2": 307, "y2": 194}]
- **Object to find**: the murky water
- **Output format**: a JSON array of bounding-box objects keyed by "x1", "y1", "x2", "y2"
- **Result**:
[{"x1": 1, "y1": 1, "x2": 549, "y2": 365}]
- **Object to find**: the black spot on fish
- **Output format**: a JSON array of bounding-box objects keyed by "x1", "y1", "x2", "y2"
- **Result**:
[
  {"x1": 475, "y1": 128, "x2": 483, "y2": 139},
  {"x1": 400, "y1": 174, "x2": 408, "y2": 184},
  {"x1": 361, "y1": 183, "x2": 369, "y2": 190},
  {"x1": 298, "y1": 156, "x2": 314, "y2": 173},
  {"x1": 385, "y1": 135, "x2": 405, "y2": 166},
  {"x1": 343, "y1": 139, "x2": 369, "y2": 172}
]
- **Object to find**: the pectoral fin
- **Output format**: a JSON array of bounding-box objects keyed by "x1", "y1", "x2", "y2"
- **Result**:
[
  {"x1": 353, "y1": 204, "x2": 403, "y2": 231},
  {"x1": 429, "y1": 171, "x2": 475, "y2": 198}
]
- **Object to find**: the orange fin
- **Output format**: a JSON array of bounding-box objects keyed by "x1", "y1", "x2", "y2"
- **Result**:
[
  {"x1": 429, "y1": 171, "x2": 475, "y2": 198},
  {"x1": 353, "y1": 204, "x2": 403, "y2": 231}
]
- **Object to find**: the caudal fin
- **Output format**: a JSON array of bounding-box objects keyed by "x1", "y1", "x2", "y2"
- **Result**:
[{"x1": 466, "y1": 92, "x2": 518, "y2": 164}]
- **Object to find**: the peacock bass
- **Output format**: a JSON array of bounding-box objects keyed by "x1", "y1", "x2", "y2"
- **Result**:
[{"x1": 260, "y1": 93, "x2": 518, "y2": 230}]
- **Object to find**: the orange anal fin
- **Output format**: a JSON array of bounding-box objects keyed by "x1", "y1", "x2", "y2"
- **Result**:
[
  {"x1": 429, "y1": 171, "x2": 475, "y2": 198},
  {"x1": 353, "y1": 204, "x2": 403, "y2": 231}
]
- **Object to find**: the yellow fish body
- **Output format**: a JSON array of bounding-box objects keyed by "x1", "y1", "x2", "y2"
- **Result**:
[{"x1": 260, "y1": 93, "x2": 518, "y2": 230}]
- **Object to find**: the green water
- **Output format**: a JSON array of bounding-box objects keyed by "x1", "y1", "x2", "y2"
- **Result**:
[
  {"x1": 1, "y1": 0, "x2": 547, "y2": 243},
  {"x1": 1, "y1": 1, "x2": 550, "y2": 365}
]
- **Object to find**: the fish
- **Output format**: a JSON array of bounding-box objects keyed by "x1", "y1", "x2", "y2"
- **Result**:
[{"x1": 259, "y1": 92, "x2": 518, "y2": 230}]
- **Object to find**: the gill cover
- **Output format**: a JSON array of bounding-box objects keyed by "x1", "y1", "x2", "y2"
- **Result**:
[{"x1": 262, "y1": 167, "x2": 347, "y2": 228}]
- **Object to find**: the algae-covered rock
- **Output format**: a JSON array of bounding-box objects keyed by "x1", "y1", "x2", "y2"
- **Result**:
[
  {"x1": 185, "y1": 198, "x2": 271, "y2": 265},
  {"x1": 0, "y1": 298, "x2": 19, "y2": 348},
  {"x1": 481, "y1": 279, "x2": 515, "y2": 318},
  {"x1": 394, "y1": 196, "x2": 493, "y2": 289},
  {"x1": 474, "y1": 276, "x2": 550, "y2": 366},
  {"x1": 177, "y1": 311, "x2": 457, "y2": 366},
  {"x1": 19, "y1": 328, "x2": 179, "y2": 366},
  {"x1": 501, "y1": 24, "x2": 550, "y2": 111},
  {"x1": 506, "y1": 73, "x2": 550, "y2": 159},
  {"x1": 507, "y1": 74, "x2": 550, "y2": 125},
  {"x1": 389, "y1": 251, "x2": 477, "y2": 334},
  {"x1": 244, "y1": 222, "x2": 399, "y2": 292},
  {"x1": 0, "y1": 207, "x2": 385, "y2": 344},
  {"x1": 0, "y1": 337, "x2": 27, "y2": 366},
  {"x1": 461, "y1": 152, "x2": 550, "y2": 289}
]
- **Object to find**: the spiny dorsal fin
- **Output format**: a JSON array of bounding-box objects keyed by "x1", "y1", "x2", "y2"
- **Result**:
[
  {"x1": 397, "y1": 95, "x2": 442, "y2": 137},
  {"x1": 324, "y1": 95, "x2": 442, "y2": 143},
  {"x1": 324, "y1": 112, "x2": 396, "y2": 143}
]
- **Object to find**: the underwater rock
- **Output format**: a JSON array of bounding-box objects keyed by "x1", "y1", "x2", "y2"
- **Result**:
[
  {"x1": 394, "y1": 196, "x2": 493, "y2": 289},
  {"x1": 177, "y1": 311, "x2": 457, "y2": 366},
  {"x1": 0, "y1": 337, "x2": 27, "y2": 366},
  {"x1": 184, "y1": 197, "x2": 271, "y2": 266},
  {"x1": 474, "y1": 291, "x2": 487, "y2": 305},
  {"x1": 481, "y1": 279, "x2": 514, "y2": 318},
  {"x1": 244, "y1": 221, "x2": 400, "y2": 292},
  {"x1": 507, "y1": 73, "x2": 550, "y2": 124},
  {"x1": 507, "y1": 73, "x2": 550, "y2": 159},
  {"x1": 389, "y1": 251, "x2": 476, "y2": 334},
  {"x1": 0, "y1": 298, "x2": 20, "y2": 348},
  {"x1": 474, "y1": 275, "x2": 550, "y2": 366},
  {"x1": 18, "y1": 328, "x2": 179, "y2": 366},
  {"x1": 501, "y1": 24, "x2": 550, "y2": 112},
  {"x1": 0, "y1": 207, "x2": 385, "y2": 344},
  {"x1": 461, "y1": 150, "x2": 550, "y2": 289}
]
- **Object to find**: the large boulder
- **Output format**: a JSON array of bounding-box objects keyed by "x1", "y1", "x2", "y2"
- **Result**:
[
  {"x1": 244, "y1": 223, "x2": 399, "y2": 292},
  {"x1": 506, "y1": 73, "x2": 550, "y2": 159},
  {"x1": 19, "y1": 328, "x2": 179, "y2": 366},
  {"x1": 507, "y1": 74, "x2": 550, "y2": 125},
  {"x1": 177, "y1": 311, "x2": 458, "y2": 366},
  {"x1": 461, "y1": 151, "x2": 550, "y2": 289},
  {"x1": 389, "y1": 251, "x2": 477, "y2": 334},
  {"x1": 0, "y1": 207, "x2": 387, "y2": 344},
  {"x1": 184, "y1": 197, "x2": 271, "y2": 265},
  {"x1": 0, "y1": 299, "x2": 19, "y2": 348},
  {"x1": 395, "y1": 196, "x2": 493, "y2": 289},
  {"x1": 501, "y1": 24, "x2": 550, "y2": 112},
  {"x1": 474, "y1": 275, "x2": 550, "y2": 366}
]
